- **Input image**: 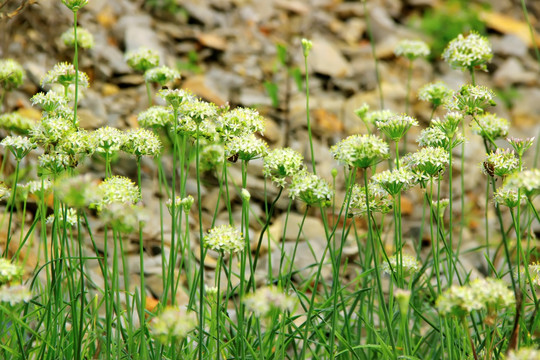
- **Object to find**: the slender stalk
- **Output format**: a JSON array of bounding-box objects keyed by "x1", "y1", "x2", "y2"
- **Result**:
[
  {"x1": 303, "y1": 49, "x2": 316, "y2": 175},
  {"x1": 196, "y1": 123, "x2": 205, "y2": 360},
  {"x1": 363, "y1": 0, "x2": 384, "y2": 109},
  {"x1": 72, "y1": 11, "x2": 79, "y2": 127},
  {"x1": 4, "y1": 159, "x2": 20, "y2": 257}
]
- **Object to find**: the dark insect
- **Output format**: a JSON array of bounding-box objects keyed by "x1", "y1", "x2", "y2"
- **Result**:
[
  {"x1": 483, "y1": 161, "x2": 495, "y2": 177},
  {"x1": 228, "y1": 153, "x2": 239, "y2": 163}
]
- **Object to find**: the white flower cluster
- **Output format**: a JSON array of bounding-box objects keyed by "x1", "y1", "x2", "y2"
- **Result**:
[
  {"x1": 0, "y1": 58, "x2": 25, "y2": 90},
  {"x1": 101, "y1": 203, "x2": 147, "y2": 233},
  {"x1": 31, "y1": 91, "x2": 68, "y2": 113},
  {"x1": 331, "y1": 134, "x2": 389, "y2": 169},
  {"x1": 350, "y1": 183, "x2": 392, "y2": 217},
  {"x1": 0, "y1": 259, "x2": 23, "y2": 284},
  {"x1": 1, "y1": 135, "x2": 36, "y2": 160},
  {"x1": 217, "y1": 107, "x2": 266, "y2": 141},
  {"x1": 41, "y1": 62, "x2": 89, "y2": 89},
  {"x1": 263, "y1": 148, "x2": 304, "y2": 187},
  {"x1": 289, "y1": 170, "x2": 333, "y2": 206},
  {"x1": 92, "y1": 176, "x2": 140, "y2": 211},
  {"x1": 0, "y1": 112, "x2": 34, "y2": 134},
  {"x1": 166, "y1": 195, "x2": 194, "y2": 214},
  {"x1": 46, "y1": 208, "x2": 78, "y2": 227},
  {"x1": 493, "y1": 187, "x2": 526, "y2": 208},
  {"x1": 138, "y1": 106, "x2": 173, "y2": 128},
  {"x1": 372, "y1": 168, "x2": 415, "y2": 196},
  {"x1": 61, "y1": 27, "x2": 94, "y2": 49},
  {"x1": 122, "y1": 128, "x2": 162, "y2": 157},
  {"x1": 436, "y1": 277, "x2": 514, "y2": 317},
  {"x1": 91, "y1": 126, "x2": 126, "y2": 155},
  {"x1": 144, "y1": 65, "x2": 180, "y2": 85},
  {"x1": 150, "y1": 306, "x2": 196, "y2": 343},
  {"x1": 472, "y1": 113, "x2": 509, "y2": 140},
  {"x1": 418, "y1": 82, "x2": 454, "y2": 108},
  {"x1": 394, "y1": 39, "x2": 430, "y2": 60},
  {"x1": 503, "y1": 169, "x2": 540, "y2": 197},
  {"x1": 125, "y1": 47, "x2": 159, "y2": 72},
  {"x1": 225, "y1": 134, "x2": 268, "y2": 161},
  {"x1": 404, "y1": 146, "x2": 449, "y2": 179},
  {"x1": 482, "y1": 148, "x2": 518, "y2": 177},
  {"x1": 447, "y1": 84, "x2": 496, "y2": 116},
  {"x1": 0, "y1": 284, "x2": 32, "y2": 305},
  {"x1": 381, "y1": 253, "x2": 420, "y2": 277},
  {"x1": 243, "y1": 286, "x2": 296, "y2": 317},
  {"x1": 375, "y1": 114, "x2": 419, "y2": 142},
  {"x1": 204, "y1": 224, "x2": 244, "y2": 253},
  {"x1": 442, "y1": 32, "x2": 492, "y2": 71}
]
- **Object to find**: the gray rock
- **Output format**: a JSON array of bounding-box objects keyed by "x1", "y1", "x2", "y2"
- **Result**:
[
  {"x1": 492, "y1": 34, "x2": 528, "y2": 58},
  {"x1": 119, "y1": 14, "x2": 165, "y2": 61},
  {"x1": 369, "y1": 6, "x2": 397, "y2": 42},
  {"x1": 308, "y1": 37, "x2": 351, "y2": 78},
  {"x1": 493, "y1": 57, "x2": 537, "y2": 86}
]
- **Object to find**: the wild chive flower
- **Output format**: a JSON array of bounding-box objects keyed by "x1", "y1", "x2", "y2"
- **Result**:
[
  {"x1": 144, "y1": 66, "x2": 180, "y2": 86},
  {"x1": 0, "y1": 259, "x2": 23, "y2": 284},
  {"x1": 418, "y1": 126, "x2": 464, "y2": 149},
  {"x1": 166, "y1": 195, "x2": 194, "y2": 214},
  {"x1": 528, "y1": 263, "x2": 540, "y2": 287},
  {"x1": 243, "y1": 286, "x2": 296, "y2": 317},
  {"x1": 91, "y1": 126, "x2": 126, "y2": 156},
  {"x1": 101, "y1": 203, "x2": 147, "y2": 233},
  {"x1": 493, "y1": 186, "x2": 526, "y2": 208},
  {"x1": 331, "y1": 134, "x2": 389, "y2": 169},
  {"x1": 437, "y1": 277, "x2": 513, "y2": 317},
  {"x1": 204, "y1": 224, "x2": 244, "y2": 253},
  {"x1": 382, "y1": 254, "x2": 420, "y2": 277},
  {"x1": 507, "y1": 137, "x2": 535, "y2": 158},
  {"x1": 150, "y1": 307, "x2": 197, "y2": 343},
  {"x1": 125, "y1": 47, "x2": 160, "y2": 72},
  {"x1": 375, "y1": 114, "x2": 418, "y2": 142},
  {"x1": 446, "y1": 84, "x2": 496, "y2": 116},
  {"x1": 263, "y1": 148, "x2": 304, "y2": 187},
  {"x1": 61, "y1": 27, "x2": 94, "y2": 49},
  {"x1": 179, "y1": 99, "x2": 218, "y2": 124},
  {"x1": 362, "y1": 109, "x2": 396, "y2": 126},
  {"x1": 0, "y1": 112, "x2": 35, "y2": 134},
  {"x1": 431, "y1": 112, "x2": 463, "y2": 138},
  {"x1": 503, "y1": 169, "x2": 540, "y2": 198},
  {"x1": 395, "y1": 289, "x2": 411, "y2": 316},
  {"x1": 482, "y1": 149, "x2": 518, "y2": 177},
  {"x1": 372, "y1": 168, "x2": 415, "y2": 196},
  {"x1": 418, "y1": 82, "x2": 454, "y2": 108},
  {"x1": 31, "y1": 91, "x2": 68, "y2": 113},
  {"x1": 62, "y1": 0, "x2": 88, "y2": 11},
  {"x1": 137, "y1": 106, "x2": 173, "y2": 128},
  {"x1": 289, "y1": 170, "x2": 333, "y2": 206},
  {"x1": 31, "y1": 116, "x2": 75, "y2": 146},
  {"x1": 57, "y1": 129, "x2": 95, "y2": 162},
  {"x1": 199, "y1": 142, "x2": 224, "y2": 172},
  {"x1": 406, "y1": 146, "x2": 449, "y2": 179},
  {"x1": 38, "y1": 152, "x2": 70, "y2": 175},
  {"x1": 46, "y1": 208, "x2": 78, "y2": 227},
  {"x1": 507, "y1": 348, "x2": 540, "y2": 360},
  {"x1": 471, "y1": 278, "x2": 514, "y2": 310},
  {"x1": 41, "y1": 62, "x2": 89, "y2": 89},
  {"x1": 225, "y1": 134, "x2": 268, "y2": 161},
  {"x1": 92, "y1": 176, "x2": 141, "y2": 211},
  {"x1": 241, "y1": 188, "x2": 251, "y2": 201},
  {"x1": 122, "y1": 128, "x2": 162, "y2": 157},
  {"x1": 472, "y1": 113, "x2": 509, "y2": 140},
  {"x1": 442, "y1": 32, "x2": 492, "y2": 71},
  {"x1": 432, "y1": 198, "x2": 450, "y2": 218},
  {"x1": 0, "y1": 59, "x2": 25, "y2": 91},
  {"x1": 301, "y1": 38, "x2": 313, "y2": 57},
  {"x1": 1, "y1": 136, "x2": 36, "y2": 160},
  {"x1": 436, "y1": 284, "x2": 484, "y2": 317},
  {"x1": 354, "y1": 103, "x2": 370, "y2": 120},
  {"x1": 158, "y1": 88, "x2": 194, "y2": 109},
  {"x1": 217, "y1": 107, "x2": 266, "y2": 141},
  {"x1": 394, "y1": 39, "x2": 430, "y2": 60},
  {"x1": 350, "y1": 183, "x2": 392, "y2": 217},
  {"x1": 0, "y1": 284, "x2": 32, "y2": 305}
]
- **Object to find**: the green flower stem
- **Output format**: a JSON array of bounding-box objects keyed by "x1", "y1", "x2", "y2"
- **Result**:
[
  {"x1": 145, "y1": 81, "x2": 153, "y2": 107},
  {"x1": 136, "y1": 156, "x2": 148, "y2": 350},
  {"x1": 447, "y1": 140, "x2": 456, "y2": 283},
  {"x1": 364, "y1": 168, "x2": 397, "y2": 358},
  {"x1": 247, "y1": 186, "x2": 283, "y2": 291},
  {"x1": 363, "y1": 0, "x2": 384, "y2": 109},
  {"x1": 0, "y1": 148, "x2": 7, "y2": 176},
  {"x1": 4, "y1": 159, "x2": 20, "y2": 257},
  {"x1": 462, "y1": 316, "x2": 478, "y2": 360},
  {"x1": 283, "y1": 206, "x2": 309, "y2": 290},
  {"x1": 403, "y1": 61, "x2": 413, "y2": 153},
  {"x1": 459, "y1": 120, "x2": 465, "y2": 250},
  {"x1": 73, "y1": 10, "x2": 79, "y2": 127},
  {"x1": 303, "y1": 49, "x2": 316, "y2": 175},
  {"x1": 428, "y1": 178, "x2": 441, "y2": 293},
  {"x1": 196, "y1": 123, "x2": 206, "y2": 360}
]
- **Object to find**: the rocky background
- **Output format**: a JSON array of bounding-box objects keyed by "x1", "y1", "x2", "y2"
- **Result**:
[{"x1": 1, "y1": 0, "x2": 540, "y2": 298}]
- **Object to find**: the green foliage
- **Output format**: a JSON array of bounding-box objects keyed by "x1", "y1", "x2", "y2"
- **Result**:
[
  {"x1": 410, "y1": 1, "x2": 487, "y2": 60},
  {"x1": 176, "y1": 50, "x2": 202, "y2": 75}
]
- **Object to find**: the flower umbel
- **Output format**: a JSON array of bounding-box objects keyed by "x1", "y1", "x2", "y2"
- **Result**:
[
  {"x1": 331, "y1": 134, "x2": 389, "y2": 169},
  {"x1": 289, "y1": 170, "x2": 333, "y2": 206},
  {"x1": 482, "y1": 148, "x2": 518, "y2": 178},
  {"x1": 375, "y1": 114, "x2": 419, "y2": 142},
  {"x1": 0, "y1": 59, "x2": 25, "y2": 91},
  {"x1": 372, "y1": 168, "x2": 415, "y2": 196},
  {"x1": 394, "y1": 39, "x2": 430, "y2": 60},
  {"x1": 150, "y1": 307, "x2": 196, "y2": 343},
  {"x1": 418, "y1": 82, "x2": 454, "y2": 108},
  {"x1": 243, "y1": 286, "x2": 296, "y2": 317},
  {"x1": 125, "y1": 48, "x2": 160, "y2": 72},
  {"x1": 61, "y1": 27, "x2": 94, "y2": 49},
  {"x1": 446, "y1": 84, "x2": 496, "y2": 116},
  {"x1": 204, "y1": 224, "x2": 244, "y2": 253},
  {"x1": 442, "y1": 32, "x2": 492, "y2": 71},
  {"x1": 263, "y1": 148, "x2": 304, "y2": 187},
  {"x1": 472, "y1": 113, "x2": 509, "y2": 140}
]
